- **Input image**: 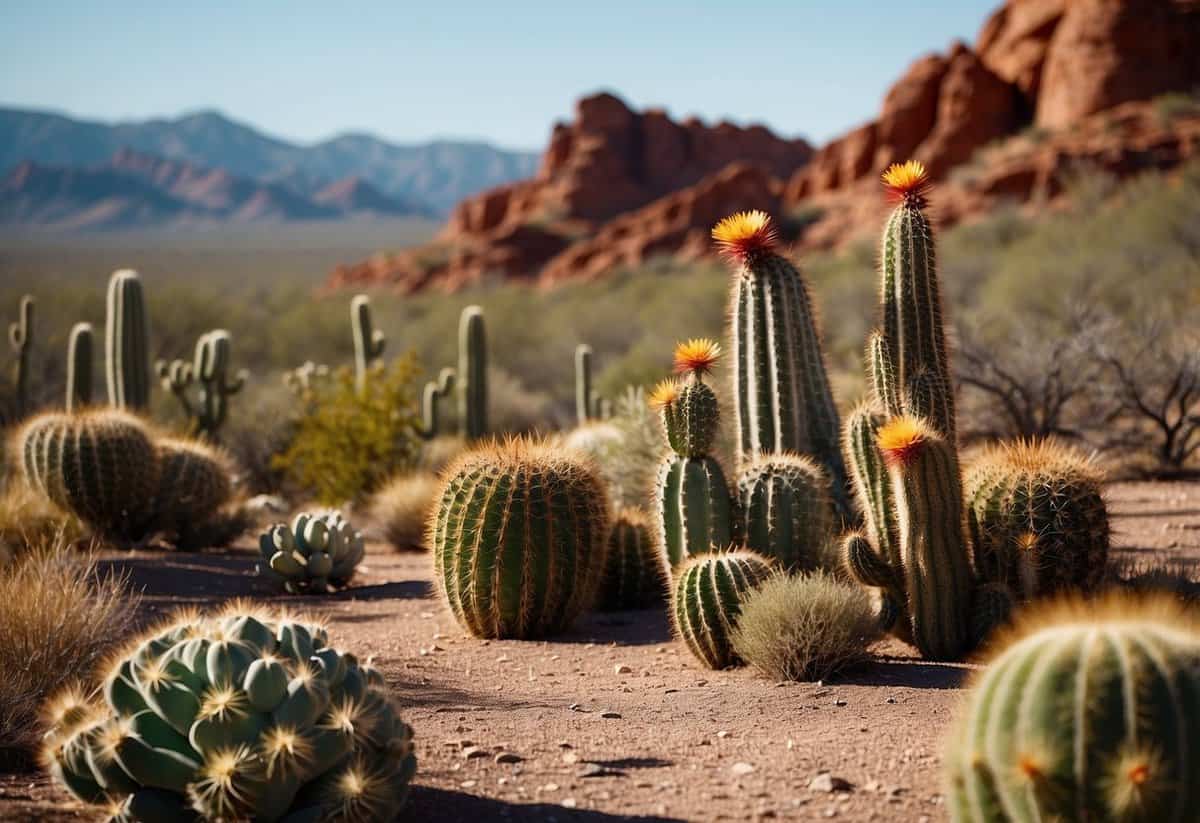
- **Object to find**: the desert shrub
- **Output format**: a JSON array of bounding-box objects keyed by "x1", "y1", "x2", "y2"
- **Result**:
[
  {"x1": 419, "y1": 435, "x2": 466, "y2": 474},
  {"x1": 273, "y1": 356, "x2": 423, "y2": 504},
  {"x1": 0, "y1": 482, "x2": 82, "y2": 558},
  {"x1": 731, "y1": 571, "x2": 879, "y2": 681},
  {"x1": 370, "y1": 471, "x2": 442, "y2": 550},
  {"x1": 0, "y1": 540, "x2": 135, "y2": 767}
]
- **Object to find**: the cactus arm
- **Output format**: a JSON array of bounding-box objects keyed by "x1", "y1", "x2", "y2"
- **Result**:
[
  {"x1": 418, "y1": 367, "x2": 455, "y2": 439},
  {"x1": 351, "y1": 294, "x2": 385, "y2": 396},
  {"x1": 65, "y1": 322, "x2": 94, "y2": 413}
]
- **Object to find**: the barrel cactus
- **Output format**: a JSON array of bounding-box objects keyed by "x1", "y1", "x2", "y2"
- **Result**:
[
  {"x1": 259, "y1": 511, "x2": 365, "y2": 594},
  {"x1": 964, "y1": 438, "x2": 1109, "y2": 603},
  {"x1": 672, "y1": 550, "x2": 772, "y2": 670},
  {"x1": 429, "y1": 438, "x2": 609, "y2": 639},
  {"x1": 945, "y1": 595, "x2": 1200, "y2": 822},
  {"x1": 735, "y1": 453, "x2": 835, "y2": 572},
  {"x1": 596, "y1": 507, "x2": 665, "y2": 611},
  {"x1": 151, "y1": 437, "x2": 235, "y2": 543},
  {"x1": 41, "y1": 606, "x2": 416, "y2": 821},
  {"x1": 17, "y1": 409, "x2": 159, "y2": 540}
]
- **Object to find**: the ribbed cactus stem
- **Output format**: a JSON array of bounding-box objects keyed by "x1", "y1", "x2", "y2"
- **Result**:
[
  {"x1": 656, "y1": 455, "x2": 733, "y2": 568},
  {"x1": 945, "y1": 597, "x2": 1200, "y2": 821},
  {"x1": 672, "y1": 550, "x2": 772, "y2": 670},
  {"x1": 8, "y1": 294, "x2": 34, "y2": 416},
  {"x1": 867, "y1": 331, "x2": 901, "y2": 416},
  {"x1": 843, "y1": 403, "x2": 898, "y2": 567},
  {"x1": 419, "y1": 367, "x2": 455, "y2": 440},
  {"x1": 735, "y1": 453, "x2": 834, "y2": 571},
  {"x1": 597, "y1": 508, "x2": 665, "y2": 611},
  {"x1": 105, "y1": 269, "x2": 151, "y2": 410},
  {"x1": 879, "y1": 416, "x2": 972, "y2": 660},
  {"x1": 351, "y1": 294, "x2": 385, "y2": 396},
  {"x1": 457, "y1": 305, "x2": 487, "y2": 439},
  {"x1": 65, "y1": 322, "x2": 93, "y2": 413},
  {"x1": 575, "y1": 344, "x2": 596, "y2": 425}
]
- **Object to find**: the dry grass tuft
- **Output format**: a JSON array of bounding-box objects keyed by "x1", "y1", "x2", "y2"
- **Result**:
[
  {"x1": 0, "y1": 538, "x2": 136, "y2": 766},
  {"x1": 0, "y1": 482, "x2": 82, "y2": 562},
  {"x1": 731, "y1": 571, "x2": 879, "y2": 681},
  {"x1": 370, "y1": 472, "x2": 443, "y2": 551}
]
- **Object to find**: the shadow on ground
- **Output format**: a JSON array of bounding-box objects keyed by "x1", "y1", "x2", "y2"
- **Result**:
[
  {"x1": 407, "y1": 786, "x2": 685, "y2": 822},
  {"x1": 840, "y1": 658, "x2": 971, "y2": 690}
]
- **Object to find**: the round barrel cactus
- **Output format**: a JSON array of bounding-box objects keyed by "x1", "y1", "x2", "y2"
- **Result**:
[
  {"x1": 259, "y1": 510, "x2": 365, "y2": 594},
  {"x1": 151, "y1": 437, "x2": 234, "y2": 537},
  {"x1": 430, "y1": 438, "x2": 610, "y2": 639},
  {"x1": 18, "y1": 409, "x2": 160, "y2": 540},
  {"x1": 42, "y1": 606, "x2": 417, "y2": 821},
  {"x1": 672, "y1": 550, "x2": 772, "y2": 670},
  {"x1": 964, "y1": 438, "x2": 1109, "y2": 603},
  {"x1": 596, "y1": 507, "x2": 666, "y2": 611},
  {"x1": 945, "y1": 596, "x2": 1200, "y2": 821},
  {"x1": 735, "y1": 453, "x2": 834, "y2": 571}
]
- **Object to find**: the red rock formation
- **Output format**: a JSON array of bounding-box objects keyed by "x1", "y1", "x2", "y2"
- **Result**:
[{"x1": 976, "y1": 0, "x2": 1066, "y2": 102}]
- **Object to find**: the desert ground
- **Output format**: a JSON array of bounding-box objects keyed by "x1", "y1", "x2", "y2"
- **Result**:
[{"x1": 1, "y1": 480, "x2": 1196, "y2": 823}]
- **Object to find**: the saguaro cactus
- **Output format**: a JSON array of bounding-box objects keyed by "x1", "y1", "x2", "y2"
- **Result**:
[
  {"x1": 419, "y1": 367, "x2": 456, "y2": 439},
  {"x1": 351, "y1": 294, "x2": 386, "y2": 395},
  {"x1": 653, "y1": 340, "x2": 734, "y2": 568},
  {"x1": 65, "y1": 322, "x2": 94, "y2": 412},
  {"x1": 714, "y1": 211, "x2": 848, "y2": 514},
  {"x1": 945, "y1": 596, "x2": 1200, "y2": 822},
  {"x1": 158, "y1": 329, "x2": 247, "y2": 438},
  {"x1": 672, "y1": 550, "x2": 772, "y2": 670},
  {"x1": 105, "y1": 269, "x2": 151, "y2": 410},
  {"x1": 736, "y1": 453, "x2": 835, "y2": 571},
  {"x1": 8, "y1": 294, "x2": 34, "y2": 415},
  {"x1": 430, "y1": 439, "x2": 609, "y2": 638},
  {"x1": 457, "y1": 305, "x2": 487, "y2": 439}
]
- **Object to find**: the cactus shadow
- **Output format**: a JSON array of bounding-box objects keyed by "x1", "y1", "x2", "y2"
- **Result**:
[
  {"x1": 406, "y1": 786, "x2": 686, "y2": 822},
  {"x1": 838, "y1": 657, "x2": 972, "y2": 690},
  {"x1": 555, "y1": 608, "x2": 673, "y2": 646}
]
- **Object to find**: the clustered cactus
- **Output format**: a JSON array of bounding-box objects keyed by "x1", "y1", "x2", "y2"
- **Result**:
[
  {"x1": 159, "y1": 330, "x2": 247, "y2": 439},
  {"x1": 430, "y1": 438, "x2": 609, "y2": 638},
  {"x1": 42, "y1": 606, "x2": 416, "y2": 821},
  {"x1": 944, "y1": 595, "x2": 1200, "y2": 822},
  {"x1": 259, "y1": 511, "x2": 366, "y2": 594},
  {"x1": 672, "y1": 550, "x2": 772, "y2": 670}
]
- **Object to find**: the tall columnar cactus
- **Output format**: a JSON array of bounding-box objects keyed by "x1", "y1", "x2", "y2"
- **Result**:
[
  {"x1": 8, "y1": 294, "x2": 34, "y2": 416},
  {"x1": 42, "y1": 605, "x2": 417, "y2": 821},
  {"x1": 65, "y1": 322, "x2": 94, "y2": 412},
  {"x1": 419, "y1": 367, "x2": 455, "y2": 439},
  {"x1": 944, "y1": 596, "x2": 1200, "y2": 822},
  {"x1": 17, "y1": 409, "x2": 159, "y2": 540},
  {"x1": 430, "y1": 439, "x2": 609, "y2": 639},
  {"x1": 158, "y1": 330, "x2": 247, "y2": 438},
  {"x1": 457, "y1": 305, "x2": 487, "y2": 439},
  {"x1": 351, "y1": 294, "x2": 386, "y2": 396},
  {"x1": 259, "y1": 510, "x2": 365, "y2": 594},
  {"x1": 736, "y1": 453, "x2": 834, "y2": 572},
  {"x1": 653, "y1": 340, "x2": 734, "y2": 568},
  {"x1": 575, "y1": 344, "x2": 607, "y2": 424},
  {"x1": 713, "y1": 212, "x2": 848, "y2": 516},
  {"x1": 151, "y1": 437, "x2": 234, "y2": 540},
  {"x1": 596, "y1": 507, "x2": 666, "y2": 611},
  {"x1": 964, "y1": 439, "x2": 1109, "y2": 604},
  {"x1": 105, "y1": 269, "x2": 151, "y2": 410},
  {"x1": 672, "y1": 550, "x2": 772, "y2": 670}
]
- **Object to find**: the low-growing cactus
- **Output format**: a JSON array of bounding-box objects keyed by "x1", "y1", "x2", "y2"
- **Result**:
[
  {"x1": 596, "y1": 507, "x2": 665, "y2": 611},
  {"x1": 964, "y1": 438, "x2": 1109, "y2": 603},
  {"x1": 672, "y1": 550, "x2": 772, "y2": 670},
  {"x1": 151, "y1": 437, "x2": 235, "y2": 543},
  {"x1": 8, "y1": 294, "x2": 34, "y2": 416},
  {"x1": 105, "y1": 270, "x2": 151, "y2": 411},
  {"x1": 17, "y1": 409, "x2": 159, "y2": 540},
  {"x1": 259, "y1": 511, "x2": 366, "y2": 594},
  {"x1": 944, "y1": 595, "x2": 1200, "y2": 822},
  {"x1": 351, "y1": 294, "x2": 385, "y2": 396},
  {"x1": 429, "y1": 438, "x2": 609, "y2": 638},
  {"x1": 65, "y1": 322, "x2": 94, "y2": 412},
  {"x1": 736, "y1": 453, "x2": 835, "y2": 572},
  {"x1": 42, "y1": 605, "x2": 417, "y2": 821}
]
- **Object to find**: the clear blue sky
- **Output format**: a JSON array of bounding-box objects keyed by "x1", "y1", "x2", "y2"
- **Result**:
[{"x1": 2, "y1": 0, "x2": 997, "y2": 151}]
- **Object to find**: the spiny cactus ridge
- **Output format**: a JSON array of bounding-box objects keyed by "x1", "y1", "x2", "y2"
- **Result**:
[
  {"x1": 259, "y1": 511, "x2": 365, "y2": 594},
  {"x1": 671, "y1": 550, "x2": 772, "y2": 670},
  {"x1": 735, "y1": 452, "x2": 835, "y2": 572}
]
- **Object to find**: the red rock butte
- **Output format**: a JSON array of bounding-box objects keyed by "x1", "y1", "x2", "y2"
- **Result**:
[{"x1": 327, "y1": 0, "x2": 1200, "y2": 293}]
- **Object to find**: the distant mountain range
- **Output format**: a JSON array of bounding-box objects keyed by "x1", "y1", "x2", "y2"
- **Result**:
[{"x1": 0, "y1": 107, "x2": 540, "y2": 228}]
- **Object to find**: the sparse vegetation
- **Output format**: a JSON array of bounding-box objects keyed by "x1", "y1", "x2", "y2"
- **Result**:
[{"x1": 370, "y1": 471, "x2": 442, "y2": 551}]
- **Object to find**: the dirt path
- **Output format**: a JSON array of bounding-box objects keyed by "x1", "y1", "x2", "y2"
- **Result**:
[{"x1": 2, "y1": 481, "x2": 1197, "y2": 822}]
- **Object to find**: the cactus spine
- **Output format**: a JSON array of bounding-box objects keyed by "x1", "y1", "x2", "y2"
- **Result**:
[
  {"x1": 964, "y1": 439, "x2": 1109, "y2": 603},
  {"x1": 158, "y1": 330, "x2": 246, "y2": 438},
  {"x1": 671, "y1": 550, "x2": 772, "y2": 669},
  {"x1": 736, "y1": 453, "x2": 834, "y2": 571},
  {"x1": 714, "y1": 212, "x2": 848, "y2": 516},
  {"x1": 945, "y1": 596, "x2": 1200, "y2": 822},
  {"x1": 105, "y1": 269, "x2": 151, "y2": 410},
  {"x1": 351, "y1": 294, "x2": 385, "y2": 396},
  {"x1": 430, "y1": 439, "x2": 609, "y2": 638},
  {"x1": 43, "y1": 606, "x2": 417, "y2": 820},
  {"x1": 457, "y1": 305, "x2": 487, "y2": 439},
  {"x1": 596, "y1": 507, "x2": 665, "y2": 611},
  {"x1": 8, "y1": 294, "x2": 33, "y2": 416},
  {"x1": 419, "y1": 367, "x2": 456, "y2": 439},
  {"x1": 65, "y1": 322, "x2": 94, "y2": 412},
  {"x1": 259, "y1": 510, "x2": 365, "y2": 593}
]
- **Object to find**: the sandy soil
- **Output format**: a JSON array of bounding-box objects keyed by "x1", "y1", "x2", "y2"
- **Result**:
[{"x1": 2, "y1": 481, "x2": 1197, "y2": 822}]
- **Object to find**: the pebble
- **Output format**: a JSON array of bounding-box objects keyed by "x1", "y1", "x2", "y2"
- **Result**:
[
  {"x1": 562, "y1": 752, "x2": 580, "y2": 765},
  {"x1": 599, "y1": 711, "x2": 622, "y2": 719},
  {"x1": 562, "y1": 798, "x2": 578, "y2": 808},
  {"x1": 731, "y1": 762, "x2": 756, "y2": 776},
  {"x1": 809, "y1": 773, "x2": 853, "y2": 793},
  {"x1": 615, "y1": 664, "x2": 633, "y2": 674},
  {"x1": 716, "y1": 730, "x2": 730, "y2": 738},
  {"x1": 494, "y1": 752, "x2": 522, "y2": 764},
  {"x1": 462, "y1": 746, "x2": 488, "y2": 759}
]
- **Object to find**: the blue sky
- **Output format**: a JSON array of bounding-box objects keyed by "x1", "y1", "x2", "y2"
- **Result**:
[{"x1": 2, "y1": 1, "x2": 997, "y2": 151}]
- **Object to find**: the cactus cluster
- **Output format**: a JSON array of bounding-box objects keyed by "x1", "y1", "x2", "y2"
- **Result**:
[
  {"x1": 596, "y1": 507, "x2": 665, "y2": 611},
  {"x1": 671, "y1": 550, "x2": 772, "y2": 670},
  {"x1": 351, "y1": 295, "x2": 386, "y2": 396},
  {"x1": 159, "y1": 330, "x2": 247, "y2": 439},
  {"x1": 8, "y1": 294, "x2": 34, "y2": 416},
  {"x1": 945, "y1": 596, "x2": 1200, "y2": 822},
  {"x1": 105, "y1": 270, "x2": 151, "y2": 411},
  {"x1": 66, "y1": 322, "x2": 95, "y2": 412},
  {"x1": 42, "y1": 606, "x2": 416, "y2": 821},
  {"x1": 430, "y1": 438, "x2": 609, "y2": 639},
  {"x1": 258, "y1": 511, "x2": 366, "y2": 594}
]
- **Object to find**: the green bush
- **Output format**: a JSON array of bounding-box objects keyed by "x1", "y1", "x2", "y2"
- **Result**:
[{"x1": 273, "y1": 356, "x2": 423, "y2": 504}]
